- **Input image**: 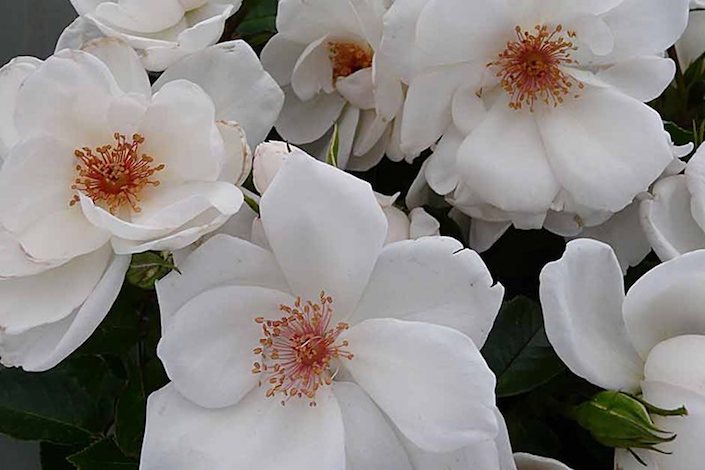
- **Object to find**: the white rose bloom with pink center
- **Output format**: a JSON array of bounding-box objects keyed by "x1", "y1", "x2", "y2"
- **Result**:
[
  {"x1": 141, "y1": 153, "x2": 505, "y2": 470},
  {"x1": 383, "y1": 0, "x2": 689, "y2": 227},
  {"x1": 0, "y1": 38, "x2": 282, "y2": 371},
  {"x1": 62, "y1": 0, "x2": 243, "y2": 71},
  {"x1": 260, "y1": 0, "x2": 410, "y2": 171}
]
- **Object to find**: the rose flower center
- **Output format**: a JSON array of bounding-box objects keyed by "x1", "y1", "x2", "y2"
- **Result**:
[
  {"x1": 252, "y1": 292, "x2": 353, "y2": 407},
  {"x1": 328, "y1": 41, "x2": 374, "y2": 82},
  {"x1": 69, "y1": 133, "x2": 165, "y2": 214},
  {"x1": 489, "y1": 24, "x2": 584, "y2": 110}
]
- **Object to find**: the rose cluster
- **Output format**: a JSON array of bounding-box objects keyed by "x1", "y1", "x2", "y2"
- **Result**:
[{"x1": 1, "y1": 0, "x2": 705, "y2": 469}]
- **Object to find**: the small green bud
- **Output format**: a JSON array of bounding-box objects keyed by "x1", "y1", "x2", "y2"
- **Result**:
[
  {"x1": 126, "y1": 251, "x2": 179, "y2": 290},
  {"x1": 573, "y1": 391, "x2": 687, "y2": 456}
]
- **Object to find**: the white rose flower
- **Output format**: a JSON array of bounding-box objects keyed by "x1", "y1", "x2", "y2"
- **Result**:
[
  {"x1": 0, "y1": 38, "x2": 282, "y2": 259},
  {"x1": 61, "y1": 0, "x2": 242, "y2": 71},
  {"x1": 540, "y1": 239, "x2": 705, "y2": 469},
  {"x1": 0, "y1": 39, "x2": 282, "y2": 371},
  {"x1": 384, "y1": 0, "x2": 689, "y2": 225},
  {"x1": 141, "y1": 152, "x2": 505, "y2": 469},
  {"x1": 260, "y1": 0, "x2": 408, "y2": 170},
  {"x1": 641, "y1": 143, "x2": 705, "y2": 260}
]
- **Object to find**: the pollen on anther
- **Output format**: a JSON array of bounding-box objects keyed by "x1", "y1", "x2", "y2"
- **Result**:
[
  {"x1": 69, "y1": 133, "x2": 165, "y2": 214},
  {"x1": 252, "y1": 292, "x2": 353, "y2": 406},
  {"x1": 328, "y1": 41, "x2": 373, "y2": 82},
  {"x1": 488, "y1": 24, "x2": 583, "y2": 111}
]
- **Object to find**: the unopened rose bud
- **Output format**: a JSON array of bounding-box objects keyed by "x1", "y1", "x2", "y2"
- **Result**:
[
  {"x1": 253, "y1": 141, "x2": 303, "y2": 194},
  {"x1": 573, "y1": 391, "x2": 687, "y2": 454}
]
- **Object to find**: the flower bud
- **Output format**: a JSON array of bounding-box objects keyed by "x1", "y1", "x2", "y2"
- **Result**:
[
  {"x1": 253, "y1": 141, "x2": 303, "y2": 194},
  {"x1": 573, "y1": 391, "x2": 686, "y2": 454}
]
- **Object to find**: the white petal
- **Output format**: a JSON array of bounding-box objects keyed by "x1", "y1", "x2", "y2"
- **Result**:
[
  {"x1": 132, "y1": 182, "x2": 243, "y2": 232},
  {"x1": 601, "y1": 0, "x2": 689, "y2": 60},
  {"x1": 0, "y1": 230, "x2": 62, "y2": 278},
  {"x1": 140, "y1": 385, "x2": 345, "y2": 470},
  {"x1": 382, "y1": 206, "x2": 411, "y2": 244},
  {"x1": 139, "y1": 79, "x2": 222, "y2": 182},
  {"x1": 401, "y1": 62, "x2": 479, "y2": 155},
  {"x1": 378, "y1": 0, "x2": 432, "y2": 81},
  {"x1": 641, "y1": 380, "x2": 705, "y2": 470},
  {"x1": 155, "y1": 41, "x2": 284, "y2": 146},
  {"x1": 1, "y1": 252, "x2": 129, "y2": 372},
  {"x1": 336, "y1": 68, "x2": 375, "y2": 110},
  {"x1": 216, "y1": 120, "x2": 251, "y2": 186},
  {"x1": 333, "y1": 381, "x2": 413, "y2": 470},
  {"x1": 81, "y1": 37, "x2": 152, "y2": 96},
  {"x1": 176, "y1": 4, "x2": 236, "y2": 51},
  {"x1": 452, "y1": 84, "x2": 488, "y2": 135},
  {"x1": 458, "y1": 99, "x2": 560, "y2": 214},
  {"x1": 156, "y1": 234, "x2": 289, "y2": 328},
  {"x1": 685, "y1": 143, "x2": 705, "y2": 232},
  {"x1": 351, "y1": 237, "x2": 504, "y2": 347},
  {"x1": 0, "y1": 137, "x2": 76, "y2": 235},
  {"x1": 0, "y1": 246, "x2": 113, "y2": 334},
  {"x1": 579, "y1": 202, "x2": 652, "y2": 272},
  {"x1": 425, "y1": 126, "x2": 463, "y2": 196},
  {"x1": 260, "y1": 153, "x2": 387, "y2": 317},
  {"x1": 14, "y1": 49, "x2": 119, "y2": 145},
  {"x1": 92, "y1": 0, "x2": 185, "y2": 34},
  {"x1": 291, "y1": 36, "x2": 334, "y2": 101},
  {"x1": 538, "y1": 87, "x2": 672, "y2": 212},
  {"x1": 159, "y1": 286, "x2": 292, "y2": 408},
  {"x1": 409, "y1": 208, "x2": 441, "y2": 239},
  {"x1": 0, "y1": 57, "x2": 42, "y2": 156},
  {"x1": 276, "y1": 86, "x2": 345, "y2": 144},
  {"x1": 614, "y1": 449, "x2": 659, "y2": 470},
  {"x1": 415, "y1": 0, "x2": 512, "y2": 67},
  {"x1": 641, "y1": 175, "x2": 705, "y2": 261},
  {"x1": 260, "y1": 34, "x2": 305, "y2": 87},
  {"x1": 644, "y1": 335, "x2": 705, "y2": 396},
  {"x1": 677, "y1": 10, "x2": 705, "y2": 69},
  {"x1": 514, "y1": 453, "x2": 573, "y2": 470},
  {"x1": 595, "y1": 57, "x2": 675, "y2": 102},
  {"x1": 55, "y1": 17, "x2": 105, "y2": 52},
  {"x1": 623, "y1": 249, "x2": 705, "y2": 358},
  {"x1": 341, "y1": 318, "x2": 498, "y2": 452},
  {"x1": 539, "y1": 239, "x2": 643, "y2": 391},
  {"x1": 469, "y1": 220, "x2": 512, "y2": 254},
  {"x1": 109, "y1": 213, "x2": 230, "y2": 254},
  {"x1": 70, "y1": 0, "x2": 103, "y2": 15},
  {"x1": 275, "y1": 0, "x2": 364, "y2": 44}
]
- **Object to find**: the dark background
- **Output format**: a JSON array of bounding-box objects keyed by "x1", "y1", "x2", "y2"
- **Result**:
[
  {"x1": 0, "y1": 3, "x2": 76, "y2": 468},
  {"x1": 0, "y1": 1, "x2": 76, "y2": 64}
]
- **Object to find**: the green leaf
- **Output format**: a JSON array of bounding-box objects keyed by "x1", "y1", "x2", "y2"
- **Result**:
[
  {"x1": 76, "y1": 285, "x2": 144, "y2": 356},
  {"x1": 68, "y1": 438, "x2": 138, "y2": 470},
  {"x1": 664, "y1": 120, "x2": 695, "y2": 147},
  {"x1": 244, "y1": 193, "x2": 260, "y2": 215},
  {"x1": 0, "y1": 357, "x2": 123, "y2": 445},
  {"x1": 236, "y1": 0, "x2": 277, "y2": 36},
  {"x1": 114, "y1": 350, "x2": 146, "y2": 458},
  {"x1": 482, "y1": 297, "x2": 565, "y2": 397},
  {"x1": 126, "y1": 252, "x2": 177, "y2": 290},
  {"x1": 41, "y1": 443, "x2": 84, "y2": 470}
]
